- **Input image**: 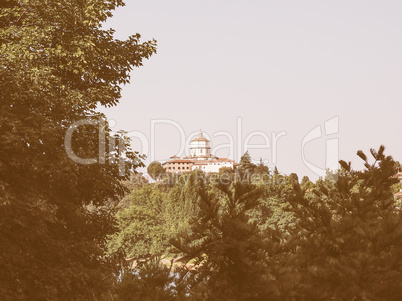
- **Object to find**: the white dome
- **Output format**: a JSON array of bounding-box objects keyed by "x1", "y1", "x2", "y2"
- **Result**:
[{"x1": 190, "y1": 131, "x2": 211, "y2": 157}]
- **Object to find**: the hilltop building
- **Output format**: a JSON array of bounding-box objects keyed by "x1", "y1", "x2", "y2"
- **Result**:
[
  {"x1": 396, "y1": 166, "x2": 402, "y2": 183},
  {"x1": 162, "y1": 130, "x2": 236, "y2": 174}
]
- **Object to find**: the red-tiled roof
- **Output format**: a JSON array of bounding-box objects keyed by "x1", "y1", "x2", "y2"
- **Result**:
[
  {"x1": 183, "y1": 155, "x2": 218, "y2": 159},
  {"x1": 191, "y1": 137, "x2": 209, "y2": 142},
  {"x1": 218, "y1": 158, "x2": 234, "y2": 162},
  {"x1": 162, "y1": 159, "x2": 195, "y2": 164},
  {"x1": 164, "y1": 156, "x2": 234, "y2": 164}
]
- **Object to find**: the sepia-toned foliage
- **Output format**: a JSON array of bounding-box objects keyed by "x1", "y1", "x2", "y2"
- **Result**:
[
  {"x1": 109, "y1": 147, "x2": 402, "y2": 300},
  {"x1": 0, "y1": 0, "x2": 156, "y2": 299}
]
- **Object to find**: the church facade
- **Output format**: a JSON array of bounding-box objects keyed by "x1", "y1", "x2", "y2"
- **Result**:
[{"x1": 162, "y1": 131, "x2": 236, "y2": 174}]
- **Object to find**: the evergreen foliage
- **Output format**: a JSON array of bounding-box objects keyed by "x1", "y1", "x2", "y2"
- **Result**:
[
  {"x1": 109, "y1": 257, "x2": 176, "y2": 301},
  {"x1": 285, "y1": 146, "x2": 402, "y2": 300},
  {"x1": 3, "y1": 1, "x2": 400, "y2": 300},
  {"x1": 238, "y1": 151, "x2": 257, "y2": 173},
  {"x1": 109, "y1": 147, "x2": 402, "y2": 300}
]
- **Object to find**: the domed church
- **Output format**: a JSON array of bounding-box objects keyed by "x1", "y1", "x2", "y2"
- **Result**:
[
  {"x1": 189, "y1": 131, "x2": 211, "y2": 157},
  {"x1": 162, "y1": 130, "x2": 236, "y2": 174}
]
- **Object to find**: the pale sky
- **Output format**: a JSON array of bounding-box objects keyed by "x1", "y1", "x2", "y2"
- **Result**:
[{"x1": 100, "y1": 0, "x2": 401, "y2": 180}]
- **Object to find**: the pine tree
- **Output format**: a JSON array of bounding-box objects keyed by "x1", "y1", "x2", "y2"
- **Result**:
[
  {"x1": 111, "y1": 257, "x2": 176, "y2": 301},
  {"x1": 171, "y1": 176, "x2": 284, "y2": 300},
  {"x1": 286, "y1": 146, "x2": 402, "y2": 300},
  {"x1": 238, "y1": 151, "x2": 257, "y2": 173}
]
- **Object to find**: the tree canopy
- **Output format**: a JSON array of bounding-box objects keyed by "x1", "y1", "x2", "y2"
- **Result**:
[
  {"x1": 0, "y1": 0, "x2": 156, "y2": 299},
  {"x1": 237, "y1": 151, "x2": 256, "y2": 173},
  {"x1": 2, "y1": 1, "x2": 401, "y2": 300},
  {"x1": 147, "y1": 161, "x2": 166, "y2": 181},
  {"x1": 108, "y1": 147, "x2": 402, "y2": 300}
]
